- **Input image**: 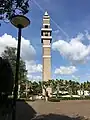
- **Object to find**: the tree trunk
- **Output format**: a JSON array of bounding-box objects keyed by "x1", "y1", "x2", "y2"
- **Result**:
[
  {"x1": 18, "y1": 84, "x2": 20, "y2": 99},
  {"x1": 26, "y1": 82, "x2": 28, "y2": 98}
]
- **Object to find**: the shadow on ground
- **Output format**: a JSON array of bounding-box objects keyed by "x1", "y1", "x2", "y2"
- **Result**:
[
  {"x1": 16, "y1": 100, "x2": 90, "y2": 120},
  {"x1": 31, "y1": 114, "x2": 90, "y2": 120},
  {"x1": 16, "y1": 100, "x2": 36, "y2": 120},
  {"x1": 0, "y1": 100, "x2": 89, "y2": 120}
]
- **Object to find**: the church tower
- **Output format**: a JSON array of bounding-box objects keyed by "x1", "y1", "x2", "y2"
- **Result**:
[{"x1": 41, "y1": 11, "x2": 52, "y2": 96}]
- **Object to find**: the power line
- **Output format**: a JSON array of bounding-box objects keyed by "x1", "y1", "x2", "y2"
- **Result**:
[
  {"x1": 33, "y1": 0, "x2": 69, "y2": 39},
  {"x1": 33, "y1": 0, "x2": 44, "y2": 12},
  {"x1": 50, "y1": 18, "x2": 69, "y2": 38}
]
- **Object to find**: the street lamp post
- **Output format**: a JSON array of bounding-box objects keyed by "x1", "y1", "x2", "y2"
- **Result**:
[{"x1": 10, "y1": 15, "x2": 30, "y2": 120}]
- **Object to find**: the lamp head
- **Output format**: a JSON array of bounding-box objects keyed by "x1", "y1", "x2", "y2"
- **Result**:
[{"x1": 10, "y1": 15, "x2": 30, "y2": 28}]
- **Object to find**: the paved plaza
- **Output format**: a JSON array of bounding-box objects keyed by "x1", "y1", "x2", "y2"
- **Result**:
[{"x1": 16, "y1": 100, "x2": 90, "y2": 120}]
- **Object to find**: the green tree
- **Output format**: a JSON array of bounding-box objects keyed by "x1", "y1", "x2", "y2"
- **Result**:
[
  {"x1": 71, "y1": 81, "x2": 79, "y2": 95},
  {"x1": 87, "y1": 81, "x2": 90, "y2": 92},
  {"x1": 0, "y1": 0, "x2": 30, "y2": 23},
  {"x1": 84, "y1": 82, "x2": 88, "y2": 90},
  {"x1": 1, "y1": 46, "x2": 27, "y2": 82},
  {"x1": 49, "y1": 79, "x2": 56, "y2": 92},
  {"x1": 30, "y1": 81, "x2": 42, "y2": 95},
  {"x1": 33, "y1": 81, "x2": 42, "y2": 95},
  {"x1": 42, "y1": 81, "x2": 48, "y2": 92},
  {"x1": 37, "y1": 81, "x2": 42, "y2": 94}
]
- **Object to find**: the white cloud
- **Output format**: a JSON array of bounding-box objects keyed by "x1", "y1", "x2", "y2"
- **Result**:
[
  {"x1": 85, "y1": 73, "x2": 90, "y2": 78},
  {"x1": 26, "y1": 60, "x2": 42, "y2": 74},
  {"x1": 85, "y1": 30, "x2": 90, "y2": 40},
  {"x1": 0, "y1": 33, "x2": 36, "y2": 60},
  {"x1": 52, "y1": 32, "x2": 90, "y2": 64},
  {"x1": 0, "y1": 33, "x2": 16, "y2": 55},
  {"x1": 20, "y1": 37, "x2": 36, "y2": 61},
  {"x1": 52, "y1": 30, "x2": 60, "y2": 34},
  {"x1": 72, "y1": 75, "x2": 80, "y2": 80},
  {"x1": 0, "y1": 33, "x2": 42, "y2": 80},
  {"x1": 27, "y1": 74, "x2": 42, "y2": 81},
  {"x1": 55, "y1": 66, "x2": 77, "y2": 75}
]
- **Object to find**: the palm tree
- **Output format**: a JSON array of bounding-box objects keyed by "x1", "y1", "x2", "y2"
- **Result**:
[
  {"x1": 67, "y1": 80, "x2": 73, "y2": 97},
  {"x1": 42, "y1": 81, "x2": 48, "y2": 96},
  {"x1": 50, "y1": 79, "x2": 56, "y2": 92},
  {"x1": 75, "y1": 82, "x2": 80, "y2": 95},
  {"x1": 84, "y1": 82, "x2": 88, "y2": 90},
  {"x1": 19, "y1": 80, "x2": 26, "y2": 98},
  {"x1": 87, "y1": 81, "x2": 90, "y2": 92},
  {"x1": 37, "y1": 81, "x2": 42, "y2": 95},
  {"x1": 55, "y1": 80, "x2": 60, "y2": 98},
  {"x1": 25, "y1": 80, "x2": 31, "y2": 99},
  {"x1": 71, "y1": 81, "x2": 79, "y2": 95},
  {"x1": 80, "y1": 83, "x2": 84, "y2": 97},
  {"x1": 41, "y1": 80, "x2": 54, "y2": 99}
]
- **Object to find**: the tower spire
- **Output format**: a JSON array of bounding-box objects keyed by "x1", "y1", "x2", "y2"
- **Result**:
[{"x1": 44, "y1": 11, "x2": 48, "y2": 16}]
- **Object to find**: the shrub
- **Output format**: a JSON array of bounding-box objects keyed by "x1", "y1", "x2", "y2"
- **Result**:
[
  {"x1": 85, "y1": 96, "x2": 90, "y2": 99},
  {"x1": 49, "y1": 96, "x2": 90, "y2": 102},
  {"x1": 17, "y1": 98, "x2": 35, "y2": 102},
  {"x1": 48, "y1": 97, "x2": 60, "y2": 102}
]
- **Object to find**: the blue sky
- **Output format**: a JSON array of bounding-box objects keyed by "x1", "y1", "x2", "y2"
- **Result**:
[{"x1": 1, "y1": 0, "x2": 90, "y2": 82}]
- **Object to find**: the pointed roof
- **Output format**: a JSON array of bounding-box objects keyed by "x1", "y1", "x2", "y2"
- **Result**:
[{"x1": 44, "y1": 11, "x2": 48, "y2": 16}]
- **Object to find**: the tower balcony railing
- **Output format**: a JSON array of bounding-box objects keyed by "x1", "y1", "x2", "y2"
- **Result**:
[
  {"x1": 41, "y1": 28, "x2": 52, "y2": 31},
  {"x1": 41, "y1": 36, "x2": 52, "y2": 39},
  {"x1": 43, "y1": 45, "x2": 51, "y2": 47}
]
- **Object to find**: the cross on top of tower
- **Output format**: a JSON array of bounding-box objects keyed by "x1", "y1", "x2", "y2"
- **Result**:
[{"x1": 44, "y1": 11, "x2": 48, "y2": 16}]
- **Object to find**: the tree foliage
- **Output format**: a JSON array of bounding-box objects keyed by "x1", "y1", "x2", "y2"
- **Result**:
[
  {"x1": 0, "y1": 0, "x2": 30, "y2": 22},
  {"x1": 0, "y1": 57, "x2": 14, "y2": 95},
  {"x1": 15, "y1": 78, "x2": 90, "y2": 98},
  {"x1": 29, "y1": 79, "x2": 90, "y2": 96},
  {"x1": 29, "y1": 81, "x2": 42, "y2": 95},
  {"x1": 1, "y1": 46, "x2": 28, "y2": 82}
]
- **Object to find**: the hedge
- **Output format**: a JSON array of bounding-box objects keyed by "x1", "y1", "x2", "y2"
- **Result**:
[
  {"x1": 49, "y1": 96, "x2": 90, "y2": 102},
  {"x1": 17, "y1": 98, "x2": 35, "y2": 102},
  {"x1": 49, "y1": 97, "x2": 60, "y2": 102}
]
